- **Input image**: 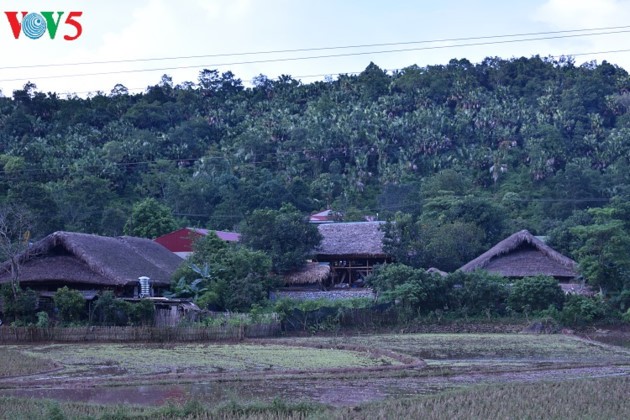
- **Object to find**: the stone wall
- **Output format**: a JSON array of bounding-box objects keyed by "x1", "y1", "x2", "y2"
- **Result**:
[{"x1": 271, "y1": 288, "x2": 375, "y2": 301}]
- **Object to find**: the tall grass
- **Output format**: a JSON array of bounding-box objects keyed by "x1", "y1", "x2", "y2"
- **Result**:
[
  {"x1": 0, "y1": 397, "x2": 326, "y2": 419},
  {"x1": 342, "y1": 376, "x2": 630, "y2": 420},
  {"x1": 1, "y1": 377, "x2": 628, "y2": 419}
]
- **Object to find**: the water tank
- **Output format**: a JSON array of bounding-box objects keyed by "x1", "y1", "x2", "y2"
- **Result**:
[{"x1": 138, "y1": 276, "x2": 151, "y2": 298}]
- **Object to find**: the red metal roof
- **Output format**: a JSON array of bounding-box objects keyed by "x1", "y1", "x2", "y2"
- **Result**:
[{"x1": 154, "y1": 228, "x2": 240, "y2": 253}]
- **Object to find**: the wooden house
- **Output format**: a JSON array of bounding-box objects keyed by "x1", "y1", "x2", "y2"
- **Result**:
[
  {"x1": 459, "y1": 229, "x2": 580, "y2": 282},
  {"x1": 314, "y1": 221, "x2": 390, "y2": 288},
  {"x1": 154, "y1": 227, "x2": 241, "y2": 258},
  {"x1": 0, "y1": 231, "x2": 183, "y2": 303}
]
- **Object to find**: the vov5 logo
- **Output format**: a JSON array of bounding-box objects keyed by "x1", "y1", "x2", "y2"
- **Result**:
[{"x1": 4, "y1": 11, "x2": 83, "y2": 40}]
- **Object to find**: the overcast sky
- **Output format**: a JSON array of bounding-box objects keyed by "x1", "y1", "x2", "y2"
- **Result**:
[{"x1": 2, "y1": 0, "x2": 630, "y2": 97}]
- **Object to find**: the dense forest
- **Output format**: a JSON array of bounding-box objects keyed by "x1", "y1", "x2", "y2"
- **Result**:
[{"x1": 1, "y1": 56, "x2": 629, "y2": 293}]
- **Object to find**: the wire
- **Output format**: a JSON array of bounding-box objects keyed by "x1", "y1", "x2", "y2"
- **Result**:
[
  {"x1": 1, "y1": 24, "x2": 629, "y2": 71},
  {"x1": 2, "y1": 28, "x2": 630, "y2": 83}
]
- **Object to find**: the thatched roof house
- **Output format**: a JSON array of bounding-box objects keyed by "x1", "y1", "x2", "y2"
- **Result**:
[
  {"x1": 0, "y1": 231, "x2": 183, "y2": 294},
  {"x1": 283, "y1": 263, "x2": 331, "y2": 287},
  {"x1": 458, "y1": 230, "x2": 579, "y2": 280},
  {"x1": 314, "y1": 222, "x2": 389, "y2": 287},
  {"x1": 315, "y1": 222, "x2": 386, "y2": 258}
]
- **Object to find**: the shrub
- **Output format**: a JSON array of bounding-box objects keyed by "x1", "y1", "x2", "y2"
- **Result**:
[
  {"x1": 367, "y1": 263, "x2": 449, "y2": 314},
  {"x1": 560, "y1": 294, "x2": 608, "y2": 325},
  {"x1": 446, "y1": 271, "x2": 509, "y2": 317},
  {"x1": 508, "y1": 276, "x2": 565, "y2": 313},
  {"x1": 53, "y1": 286, "x2": 86, "y2": 324},
  {"x1": 128, "y1": 299, "x2": 155, "y2": 326},
  {"x1": 92, "y1": 291, "x2": 132, "y2": 326},
  {"x1": 36, "y1": 311, "x2": 50, "y2": 328}
]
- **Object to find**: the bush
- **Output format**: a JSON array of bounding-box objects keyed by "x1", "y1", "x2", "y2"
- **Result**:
[
  {"x1": 609, "y1": 290, "x2": 630, "y2": 312},
  {"x1": 53, "y1": 286, "x2": 86, "y2": 324},
  {"x1": 508, "y1": 276, "x2": 565, "y2": 313},
  {"x1": 128, "y1": 299, "x2": 155, "y2": 325},
  {"x1": 446, "y1": 271, "x2": 509, "y2": 317},
  {"x1": 92, "y1": 291, "x2": 132, "y2": 326},
  {"x1": 367, "y1": 264, "x2": 449, "y2": 315},
  {"x1": 560, "y1": 295, "x2": 608, "y2": 325},
  {"x1": 36, "y1": 311, "x2": 50, "y2": 328}
]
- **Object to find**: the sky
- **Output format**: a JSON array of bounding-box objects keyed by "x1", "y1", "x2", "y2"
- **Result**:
[{"x1": 1, "y1": 0, "x2": 630, "y2": 97}]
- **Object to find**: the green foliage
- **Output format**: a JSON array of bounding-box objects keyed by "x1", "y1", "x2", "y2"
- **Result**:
[
  {"x1": 92, "y1": 291, "x2": 132, "y2": 326},
  {"x1": 560, "y1": 294, "x2": 607, "y2": 325},
  {"x1": 173, "y1": 234, "x2": 277, "y2": 311},
  {"x1": 123, "y1": 197, "x2": 177, "y2": 239},
  {"x1": 383, "y1": 210, "x2": 489, "y2": 271},
  {"x1": 446, "y1": 271, "x2": 509, "y2": 316},
  {"x1": 128, "y1": 299, "x2": 155, "y2": 326},
  {"x1": 35, "y1": 311, "x2": 49, "y2": 328},
  {"x1": 241, "y1": 203, "x2": 321, "y2": 274},
  {"x1": 0, "y1": 60, "x2": 630, "y2": 308},
  {"x1": 0, "y1": 284, "x2": 37, "y2": 323},
  {"x1": 367, "y1": 264, "x2": 449, "y2": 314},
  {"x1": 46, "y1": 402, "x2": 66, "y2": 420},
  {"x1": 508, "y1": 276, "x2": 565, "y2": 313},
  {"x1": 570, "y1": 202, "x2": 630, "y2": 294},
  {"x1": 53, "y1": 286, "x2": 86, "y2": 324}
]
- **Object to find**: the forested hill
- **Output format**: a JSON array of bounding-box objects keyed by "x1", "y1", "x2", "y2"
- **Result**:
[{"x1": 1, "y1": 56, "x2": 630, "y2": 248}]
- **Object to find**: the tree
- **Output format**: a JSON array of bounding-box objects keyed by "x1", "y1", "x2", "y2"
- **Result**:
[
  {"x1": 0, "y1": 204, "x2": 33, "y2": 300},
  {"x1": 240, "y1": 204, "x2": 321, "y2": 274},
  {"x1": 123, "y1": 198, "x2": 177, "y2": 239},
  {"x1": 171, "y1": 232, "x2": 278, "y2": 312},
  {"x1": 0, "y1": 284, "x2": 37, "y2": 324},
  {"x1": 382, "y1": 212, "x2": 485, "y2": 271},
  {"x1": 571, "y1": 202, "x2": 630, "y2": 294}
]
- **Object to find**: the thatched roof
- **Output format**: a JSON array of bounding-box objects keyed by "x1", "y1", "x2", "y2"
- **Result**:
[
  {"x1": 284, "y1": 263, "x2": 331, "y2": 285},
  {"x1": 459, "y1": 230, "x2": 578, "y2": 279},
  {"x1": 0, "y1": 231, "x2": 183, "y2": 287},
  {"x1": 427, "y1": 267, "x2": 448, "y2": 277},
  {"x1": 315, "y1": 222, "x2": 386, "y2": 258}
]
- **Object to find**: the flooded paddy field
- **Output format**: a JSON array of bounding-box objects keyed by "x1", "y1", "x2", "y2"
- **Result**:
[{"x1": 0, "y1": 333, "x2": 629, "y2": 412}]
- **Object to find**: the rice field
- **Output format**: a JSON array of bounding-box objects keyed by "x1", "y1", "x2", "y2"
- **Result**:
[
  {"x1": 0, "y1": 332, "x2": 628, "y2": 418},
  {"x1": 2, "y1": 342, "x2": 401, "y2": 378}
]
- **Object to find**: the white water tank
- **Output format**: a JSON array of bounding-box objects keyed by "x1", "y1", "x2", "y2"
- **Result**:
[{"x1": 138, "y1": 276, "x2": 151, "y2": 298}]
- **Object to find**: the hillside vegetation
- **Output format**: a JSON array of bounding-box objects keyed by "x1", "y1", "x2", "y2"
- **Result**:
[{"x1": 1, "y1": 56, "x2": 629, "y2": 287}]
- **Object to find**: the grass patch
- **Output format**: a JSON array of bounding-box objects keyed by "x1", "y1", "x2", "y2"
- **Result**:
[
  {"x1": 19, "y1": 343, "x2": 401, "y2": 377},
  {"x1": 0, "y1": 346, "x2": 57, "y2": 377},
  {"x1": 291, "y1": 333, "x2": 630, "y2": 362}
]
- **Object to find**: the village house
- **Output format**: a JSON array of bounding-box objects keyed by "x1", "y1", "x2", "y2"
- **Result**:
[
  {"x1": 0, "y1": 231, "x2": 184, "y2": 313},
  {"x1": 274, "y1": 222, "x2": 389, "y2": 301},
  {"x1": 458, "y1": 229, "x2": 589, "y2": 293},
  {"x1": 313, "y1": 221, "x2": 391, "y2": 288}
]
